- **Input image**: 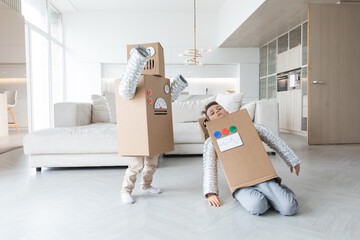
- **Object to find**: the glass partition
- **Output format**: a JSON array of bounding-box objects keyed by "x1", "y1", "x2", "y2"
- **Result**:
[
  {"x1": 290, "y1": 26, "x2": 301, "y2": 49},
  {"x1": 301, "y1": 67, "x2": 308, "y2": 131},
  {"x1": 268, "y1": 75, "x2": 277, "y2": 99},
  {"x1": 268, "y1": 40, "x2": 277, "y2": 75},
  {"x1": 278, "y1": 33, "x2": 288, "y2": 54},
  {"x1": 260, "y1": 46, "x2": 267, "y2": 77},
  {"x1": 302, "y1": 22, "x2": 308, "y2": 66},
  {"x1": 259, "y1": 77, "x2": 267, "y2": 99}
]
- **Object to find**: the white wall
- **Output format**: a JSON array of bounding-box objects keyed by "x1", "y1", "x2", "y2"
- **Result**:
[
  {"x1": 239, "y1": 63, "x2": 259, "y2": 102},
  {"x1": 0, "y1": 5, "x2": 26, "y2": 63},
  {"x1": 0, "y1": 4, "x2": 28, "y2": 129},
  {"x1": 217, "y1": 0, "x2": 265, "y2": 47},
  {"x1": 63, "y1": 11, "x2": 259, "y2": 102}
]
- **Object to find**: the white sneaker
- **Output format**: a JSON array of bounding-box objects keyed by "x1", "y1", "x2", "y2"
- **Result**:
[
  {"x1": 121, "y1": 192, "x2": 134, "y2": 204},
  {"x1": 142, "y1": 186, "x2": 162, "y2": 194}
]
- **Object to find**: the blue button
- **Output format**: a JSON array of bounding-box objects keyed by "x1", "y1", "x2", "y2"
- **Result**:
[{"x1": 214, "y1": 131, "x2": 221, "y2": 138}]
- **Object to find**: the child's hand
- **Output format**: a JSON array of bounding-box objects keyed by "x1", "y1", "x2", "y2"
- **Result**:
[
  {"x1": 290, "y1": 164, "x2": 301, "y2": 176},
  {"x1": 207, "y1": 193, "x2": 221, "y2": 207}
]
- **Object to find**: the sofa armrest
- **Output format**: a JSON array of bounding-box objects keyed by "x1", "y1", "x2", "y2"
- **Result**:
[
  {"x1": 54, "y1": 102, "x2": 92, "y2": 127},
  {"x1": 254, "y1": 100, "x2": 279, "y2": 135}
]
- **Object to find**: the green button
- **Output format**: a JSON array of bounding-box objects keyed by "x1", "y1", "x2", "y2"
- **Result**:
[{"x1": 229, "y1": 126, "x2": 237, "y2": 132}]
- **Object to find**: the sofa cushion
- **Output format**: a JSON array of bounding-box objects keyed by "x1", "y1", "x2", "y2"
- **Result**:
[
  {"x1": 173, "y1": 122, "x2": 203, "y2": 144},
  {"x1": 23, "y1": 123, "x2": 118, "y2": 155},
  {"x1": 216, "y1": 93, "x2": 244, "y2": 113},
  {"x1": 104, "y1": 92, "x2": 116, "y2": 124},
  {"x1": 240, "y1": 102, "x2": 256, "y2": 121},
  {"x1": 176, "y1": 95, "x2": 213, "y2": 102},
  {"x1": 54, "y1": 102, "x2": 92, "y2": 127},
  {"x1": 91, "y1": 95, "x2": 110, "y2": 123},
  {"x1": 172, "y1": 96, "x2": 216, "y2": 123}
]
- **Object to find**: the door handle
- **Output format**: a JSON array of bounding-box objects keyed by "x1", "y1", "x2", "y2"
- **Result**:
[{"x1": 312, "y1": 81, "x2": 325, "y2": 84}]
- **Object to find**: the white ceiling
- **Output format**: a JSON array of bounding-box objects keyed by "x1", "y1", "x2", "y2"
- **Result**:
[
  {"x1": 51, "y1": 0, "x2": 228, "y2": 13},
  {"x1": 220, "y1": 0, "x2": 346, "y2": 47},
  {"x1": 50, "y1": 0, "x2": 360, "y2": 47}
]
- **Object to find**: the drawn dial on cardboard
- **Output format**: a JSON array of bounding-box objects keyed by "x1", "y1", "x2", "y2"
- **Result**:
[
  {"x1": 154, "y1": 98, "x2": 167, "y2": 110},
  {"x1": 164, "y1": 84, "x2": 170, "y2": 94},
  {"x1": 146, "y1": 47, "x2": 155, "y2": 57}
]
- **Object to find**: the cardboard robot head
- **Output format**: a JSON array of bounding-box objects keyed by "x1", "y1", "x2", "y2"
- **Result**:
[{"x1": 127, "y1": 42, "x2": 165, "y2": 77}]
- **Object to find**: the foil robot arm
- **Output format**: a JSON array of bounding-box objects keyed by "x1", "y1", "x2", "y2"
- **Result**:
[
  {"x1": 118, "y1": 45, "x2": 149, "y2": 100},
  {"x1": 170, "y1": 75, "x2": 188, "y2": 102},
  {"x1": 254, "y1": 123, "x2": 301, "y2": 167},
  {"x1": 202, "y1": 138, "x2": 219, "y2": 198}
]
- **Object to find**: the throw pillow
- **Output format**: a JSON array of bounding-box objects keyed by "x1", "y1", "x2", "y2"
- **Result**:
[
  {"x1": 216, "y1": 93, "x2": 244, "y2": 113},
  {"x1": 104, "y1": 92, "x2": 116, "y2": 124},
  {"x1": 91, "y1": 94, "x2": 110, "y2": 123},
  {"x1": 240, "y1": 102, "x2": 256, "y2": 121},
  {"x1": 172, "y1": 95, "x2": 216, "y2": 123}
]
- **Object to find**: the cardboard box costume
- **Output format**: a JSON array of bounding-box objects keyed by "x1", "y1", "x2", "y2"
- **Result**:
[
  {"x1": 199, "y1": 110, "x2": 279, "y2": 194},
  {"x1": 116, "y1": 42, "x2": 187, "y2": 156},
  {"x1": 115, "y1": 76, "x2": 174, "y2": 156},
  {"x1": 118, "y1": 43, "x2": 188, "y2": 196}
]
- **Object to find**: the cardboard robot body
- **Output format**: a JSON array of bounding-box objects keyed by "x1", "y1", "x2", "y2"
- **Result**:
[
  {"x1": 198, "y1": 110, "x2": 279, "y2": 194},
  {"x1": 116, "y1": 75, "x2": 174, "y2": 156}
]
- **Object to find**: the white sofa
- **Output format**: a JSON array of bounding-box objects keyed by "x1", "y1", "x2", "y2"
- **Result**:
[
  {"x1": 168, "y1": 95, "x2": 279, "y2": 155},
  {"x1": 23, "y1": 94, "x2": 279, "y2": 171}
]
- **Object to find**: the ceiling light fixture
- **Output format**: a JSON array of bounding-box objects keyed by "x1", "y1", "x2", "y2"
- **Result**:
[{"x1": 179, "y1": 0, "x2": 211, "y2": 65}]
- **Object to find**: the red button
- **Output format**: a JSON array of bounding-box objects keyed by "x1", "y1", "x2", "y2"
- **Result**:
[
  {"x1": 148, "y1": 89, "x2": 152, "y2": 95},
  {"x1": 222, "y1": 128, "x2": 229, "y2": 135},
  {"x1": 148, "y1": 98, "x2": 152, "y2": 104}
]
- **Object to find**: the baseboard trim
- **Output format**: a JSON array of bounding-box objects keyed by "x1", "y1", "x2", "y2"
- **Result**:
[{"x1": 280, "y1": 129, "x2": 307, "y2": 137}]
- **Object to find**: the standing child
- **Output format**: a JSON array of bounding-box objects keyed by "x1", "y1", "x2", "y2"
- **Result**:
[
  {"x1": 121, "y1": 155, "x2": 161, "y2": 204},
  {"x1": 118, "y1": 44, "x2": 188, "y2": 204}
]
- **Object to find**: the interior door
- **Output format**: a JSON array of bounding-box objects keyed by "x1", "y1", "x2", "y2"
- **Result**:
[{"x1": 308, "y1": 3, "x2": 360, "y2": 144}]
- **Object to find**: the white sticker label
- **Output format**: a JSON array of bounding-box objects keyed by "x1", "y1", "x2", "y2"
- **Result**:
[{"x1": 217, "y1": 133, "x2": 243, "y2": 152}]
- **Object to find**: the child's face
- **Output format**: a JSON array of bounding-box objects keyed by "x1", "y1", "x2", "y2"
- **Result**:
[{"x1": 207, "y1": 104, "x2": 229, "y2": 121}]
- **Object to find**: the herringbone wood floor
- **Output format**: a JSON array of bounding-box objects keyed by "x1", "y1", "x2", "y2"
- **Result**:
[{"x1": 0, "y1": 133, "x2": 360, "y2": 240}]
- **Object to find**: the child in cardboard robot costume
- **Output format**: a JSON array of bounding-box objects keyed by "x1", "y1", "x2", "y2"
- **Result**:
[
  {"x1": 200, "y1": 101, "x2": 300, "y2": 215},
  {"x1": 117, "y1": 43, "x2": 188, "y2": 204}
]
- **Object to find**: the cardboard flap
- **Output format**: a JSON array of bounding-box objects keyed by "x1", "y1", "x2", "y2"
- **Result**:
[{"x1": 198, "y1": 117, "x2": 209, "y2": 142}]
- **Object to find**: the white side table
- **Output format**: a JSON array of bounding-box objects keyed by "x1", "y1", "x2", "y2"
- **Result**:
[{"x1": 0, "y1": 94, "x2": 8, "y2": 136}]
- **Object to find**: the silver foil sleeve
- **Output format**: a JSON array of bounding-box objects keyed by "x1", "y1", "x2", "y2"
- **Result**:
[
  {"x1": 254, "y1": 123, "x2": 301, "y2": 167},
  {"x1": 170, "y1": 75, "x2": 188, "y2": 102},
  {"x1": 203, "y1": 138, "x2": 219, "y2": 197},
  {"x1": 118, "y1": 45, "x2": 149, "y2": 99}
]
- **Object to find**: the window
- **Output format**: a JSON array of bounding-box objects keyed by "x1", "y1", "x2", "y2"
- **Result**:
[
  {"x1": 49, "y1": 5, "x2": 62, "y2": 41},
  {"x1": 22, "y1": 0, "x2": 47, "y2": 32},
  {"x1": 22, "y1": 0, "x2": 64, "y2": 131}
]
